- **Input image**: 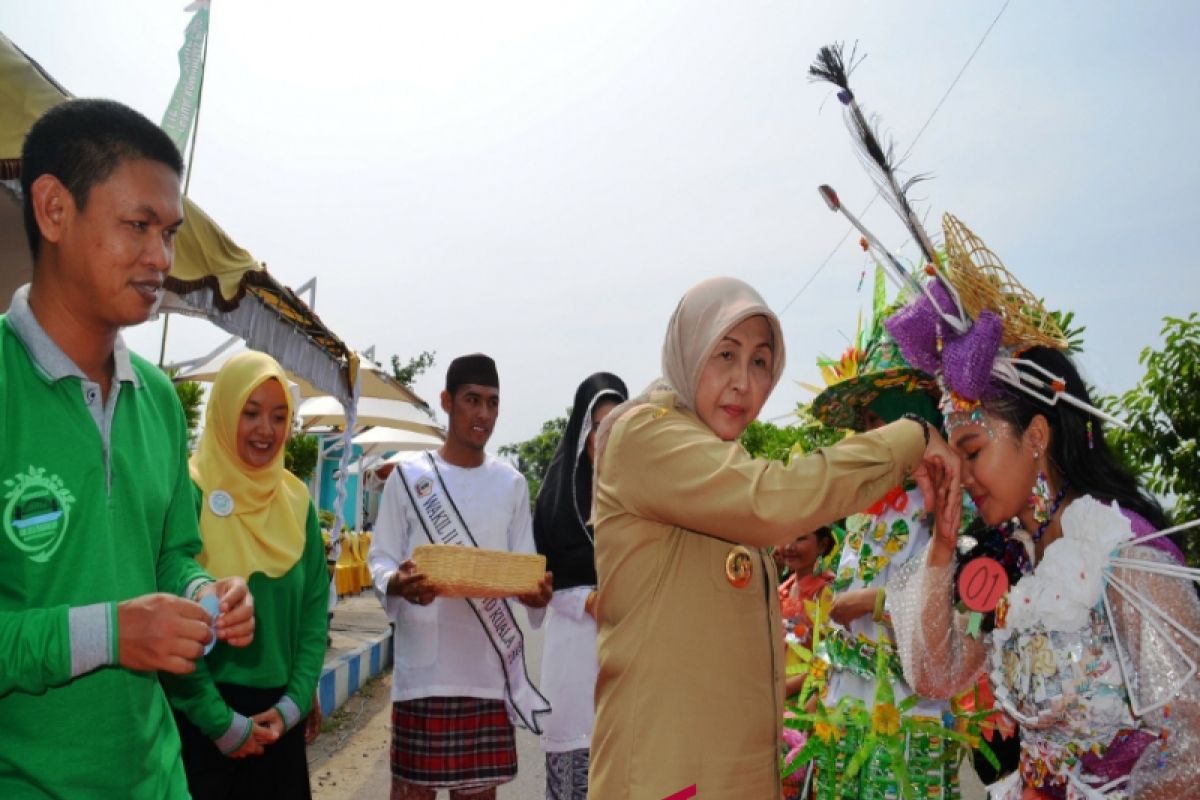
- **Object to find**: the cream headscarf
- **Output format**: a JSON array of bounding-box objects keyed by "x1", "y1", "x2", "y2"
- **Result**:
[
  {"x1": 594, "y1": 276, "x2": 786, "y2": 467},
  {"x1": 190, "y1": 351, "x2": 311, "y2": 580}
]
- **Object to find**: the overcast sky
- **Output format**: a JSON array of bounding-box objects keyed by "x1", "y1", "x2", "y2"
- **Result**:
[{"x1": 6, "y1": 1, "x2": 1199, "y2": 449}]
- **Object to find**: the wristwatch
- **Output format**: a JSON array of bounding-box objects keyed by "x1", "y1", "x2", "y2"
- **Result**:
[{"x1": 902, "y1": 412, "x2": 931, "y2": 447}]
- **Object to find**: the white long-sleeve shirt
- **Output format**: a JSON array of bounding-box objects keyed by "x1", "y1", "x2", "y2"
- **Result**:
[
  {"x1": 539, "y1": 586, "x2": 598, "y2": 752},
  {"x1": 369, "y1": 450, "x2": 543, "y2": 702}
]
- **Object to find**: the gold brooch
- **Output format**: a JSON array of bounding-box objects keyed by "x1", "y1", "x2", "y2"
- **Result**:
[{"x1": 724, "y1": 545, "x2": 753, "y2": 588}]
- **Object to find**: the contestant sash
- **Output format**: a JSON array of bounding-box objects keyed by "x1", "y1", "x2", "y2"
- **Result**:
[{"x1": 396, "y1": 453, "x2": 551, "y2": 733}]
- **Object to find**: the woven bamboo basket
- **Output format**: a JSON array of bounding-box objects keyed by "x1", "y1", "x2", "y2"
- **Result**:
[{"x1": 412, "y1": 544, "x2": 546, "y2": 599}]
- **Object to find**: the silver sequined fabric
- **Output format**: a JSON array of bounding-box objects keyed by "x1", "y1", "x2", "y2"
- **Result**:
[{"x1": 889, "y1": 512, "x2": 1200, "y2": 799}]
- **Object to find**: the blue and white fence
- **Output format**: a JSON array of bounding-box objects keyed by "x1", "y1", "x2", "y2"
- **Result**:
[{"x1": 318, "y1": 632, "x2": 393, "y2": 717}]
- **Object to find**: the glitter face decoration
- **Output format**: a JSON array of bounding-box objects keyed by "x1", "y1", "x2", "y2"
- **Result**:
[{"x1": 941, "y1": 385, "x2": 986, "y2": 435}]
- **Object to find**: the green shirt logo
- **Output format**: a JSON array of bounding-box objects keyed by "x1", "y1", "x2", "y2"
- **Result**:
[{"x1": 4, "y1": 466, "x2": 76, "y2": 563}]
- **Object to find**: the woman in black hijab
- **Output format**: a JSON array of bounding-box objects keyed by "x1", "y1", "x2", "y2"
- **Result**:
[{"x1": 534, "y1": 372, "x2": 628, "y2": 800}]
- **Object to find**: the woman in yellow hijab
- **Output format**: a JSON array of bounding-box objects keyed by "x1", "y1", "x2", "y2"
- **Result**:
[{"x1": 164, "y1": 351, "x2": 329, "y2": 800}]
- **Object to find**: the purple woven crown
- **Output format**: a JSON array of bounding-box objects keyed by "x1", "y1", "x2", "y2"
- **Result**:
[{"x1": 884, "y1": 281, "x2": 1003, "y2": 402}]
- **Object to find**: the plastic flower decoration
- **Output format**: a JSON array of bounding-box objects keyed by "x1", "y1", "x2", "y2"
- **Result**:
[{"x1": 870, "y1": 702, "x2": 901, "y2": 736}]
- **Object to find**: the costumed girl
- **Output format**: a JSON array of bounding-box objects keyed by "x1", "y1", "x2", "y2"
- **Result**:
[
  {"x1": 892, "y1": 269, "x2": 1200, "y2": 799},
  {"x1": 791, "y1": 283, "x2": 979, "y2": 800},
  {"x1": 809, "y1": 43, "x2": 1200, "y2": 799},
  {"x1": 533, "y1": 372, "x2": 628, "y2": 800},
  {"x1": 166, "y1": 351, "x2": 329, "y2": 799},
  {"x1": 587, "y1": 276, "x2": 964, "y2": 800},
  {"x1": 889, "y1": 282, "x2": 1200, "y2": 799}
]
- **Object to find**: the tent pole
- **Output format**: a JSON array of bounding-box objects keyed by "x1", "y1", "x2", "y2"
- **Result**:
[
  {"x1": 355, "y1": 456, "x2": 365, "y2": 532},
  {"x1": 312, "y1": 434, "x2": 330, "y2": 510},
  {"x1": 157, "y1": 315, "x2": 171, "y2": 367}
]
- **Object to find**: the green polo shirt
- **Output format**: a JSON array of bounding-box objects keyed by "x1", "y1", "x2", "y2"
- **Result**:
[{"x1": 0, "y1": 286, "x2": 207, "y2": 799}]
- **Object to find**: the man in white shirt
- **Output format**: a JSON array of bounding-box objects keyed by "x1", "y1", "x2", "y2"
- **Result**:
[{"x1": 370, "y1": 353, "x2": 553, "y2": 800}]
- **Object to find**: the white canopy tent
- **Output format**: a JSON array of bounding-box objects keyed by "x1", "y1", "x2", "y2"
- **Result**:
[
  {"x1": 340, "y1": 427, "x2": 444, "y2": 529},
  {"x1": 351, "y1": 426, "x2": 445, "y2": 459},
  {"x1": 346, "y1": 444, "x2": 443, "y2": 506},
  {"x1": 298, "y1": 400, "x2": 444, "y2": 532},
  {"x1": 298, "y1": 396, "x2": 441, "y2": 437},
  {"x1": 348, "y1": 434, "x2": 446, "y2": 479},
  {"x1": 347, "y1": 446, "x2": 438, "y2": 476}
]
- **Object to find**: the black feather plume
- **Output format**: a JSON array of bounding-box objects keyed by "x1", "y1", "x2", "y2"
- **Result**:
[
  {"x1": 808, "y1": 42, "x2": 860, "y2": 95},
  {"x1": 809, "y1": 42, "x2": 938, "y2": 265}
]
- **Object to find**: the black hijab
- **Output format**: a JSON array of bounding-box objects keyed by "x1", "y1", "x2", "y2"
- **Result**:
[{"x1": 533, "y1": 372, "x2": 628, "y2": 591}]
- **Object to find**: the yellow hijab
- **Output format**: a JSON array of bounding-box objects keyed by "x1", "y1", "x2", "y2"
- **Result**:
[{"x1": 190, "y1": 351, "x2": 311, "y2": 580}]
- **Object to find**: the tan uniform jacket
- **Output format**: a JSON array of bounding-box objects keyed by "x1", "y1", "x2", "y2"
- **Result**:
[{"x1": 588, "y1": 393, "x2": 924, "y2": 800}]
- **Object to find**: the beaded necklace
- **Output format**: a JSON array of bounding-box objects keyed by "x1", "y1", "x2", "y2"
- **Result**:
[{"x1": 998, "y1": 524, "x2": 1033, "y2": 576}]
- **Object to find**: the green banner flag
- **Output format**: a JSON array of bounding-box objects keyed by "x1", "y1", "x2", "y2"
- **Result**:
[{"x1": 161, "y1": 1, "x2": 210, "y2": 160}]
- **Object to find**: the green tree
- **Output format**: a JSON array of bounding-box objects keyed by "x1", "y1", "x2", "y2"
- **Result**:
[
  {"x1": 502, "y1": 406, "x2": 849, "y2": 505},
  {"x1": 1049, "y1": 307, "x2": 1086, "y2": 355},
  {"x1": 285, "y1": 433, "x2": 320, "y2": 483},
  {"x1": 165, "y1": 367, "x2": 205, "y2": 447},
  {"x1": 390, "y1": 350, "x2": 437, "y2": 389},
  {"x1": 499, "y1": 412, "x2": 569, "y2": 504},
  {"x1": 740, "y1": 411, "x2": 847, "y2": 463},
  {"x1": 1104, "y1": 313, "x2": 1199, "y2": 564}
]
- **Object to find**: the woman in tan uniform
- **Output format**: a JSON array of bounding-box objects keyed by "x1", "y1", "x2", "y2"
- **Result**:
[{"x1": 587, "y1": 277, "x2": 961, "y2": 800}]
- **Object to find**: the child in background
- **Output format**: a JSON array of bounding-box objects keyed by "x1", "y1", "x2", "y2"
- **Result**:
[{"x1": 779, "y1": 526, "x2": 837, "y2": 656}]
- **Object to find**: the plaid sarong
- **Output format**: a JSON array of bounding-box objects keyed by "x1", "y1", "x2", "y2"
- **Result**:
[{"x1": 390, "y1": 697, "x2": 517, "y2": 789}]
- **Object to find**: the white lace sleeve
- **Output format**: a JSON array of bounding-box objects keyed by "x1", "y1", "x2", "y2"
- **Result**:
[
  {"x1": 1108, "y1": 544, "x2": 1200, "y2": 799},
  {"x1": 888, "y1": 540, "x2": 988, "y2": 699}
]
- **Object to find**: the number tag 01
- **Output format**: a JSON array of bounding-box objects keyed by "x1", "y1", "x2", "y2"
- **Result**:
[{"x1": 958, "y1": 557, "x2": 1008, "y2": 613}]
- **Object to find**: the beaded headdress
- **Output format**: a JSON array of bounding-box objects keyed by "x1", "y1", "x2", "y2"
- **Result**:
[{"x1": 808, "y1": 43, "x2": 1126, "y2": 432}]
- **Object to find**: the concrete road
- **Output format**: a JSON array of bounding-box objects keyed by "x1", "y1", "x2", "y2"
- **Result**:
[{"x1": 310, "y1": 610, "x2": 548, "y2": 799}]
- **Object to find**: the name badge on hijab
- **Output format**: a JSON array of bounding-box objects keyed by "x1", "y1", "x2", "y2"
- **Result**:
[
  {"x1": 208, "y1": 490, "x2": 235, "y2": 517},
  {"x1": 725, "y1": 545, "x2": 754, "y2": 588}
]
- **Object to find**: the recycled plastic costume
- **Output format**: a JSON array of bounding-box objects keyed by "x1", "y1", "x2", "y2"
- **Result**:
[
  {"x1": 809, "y1": 43, "x2": 1200, "y2": 799},
  {"x1": 783, "y1": 278, "x2": 970, "y2": 800},
  {"x1": 881, "y1": 220, "x2": 1200, "y2": 798}
]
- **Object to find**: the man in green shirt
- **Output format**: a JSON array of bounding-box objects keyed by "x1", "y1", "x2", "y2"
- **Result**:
[{"x1": 0, "y1": 99, "x2": 255, "y2": 798}]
